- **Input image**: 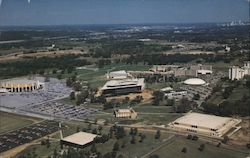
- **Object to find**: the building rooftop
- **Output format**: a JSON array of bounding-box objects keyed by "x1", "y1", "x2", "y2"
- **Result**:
[
  {"x1": 183, "y1": 78, "x2": 206, "y2": 86},
  {"x1": 61, "y1": 132, "x2": 97, "y2": 146},
  {"x1": 1, "y1": 79, "x2": 37, "y2": 85},
  {"x1": 101, "y1": 78, "x2": 144, "y2": 90},
  {"x1": 173, "y1": 113, "x2": 233, "y2": 129}
]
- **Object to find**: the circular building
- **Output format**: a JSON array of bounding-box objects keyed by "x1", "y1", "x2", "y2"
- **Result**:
[
  {"x1": 0, "y1": 79, "x2": 44, "y2": 93},
  {"x1": 183, "y1": 78, "x2": 206, "y2": 86}
]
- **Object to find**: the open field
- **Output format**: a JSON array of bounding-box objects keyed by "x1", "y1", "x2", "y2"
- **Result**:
[
  {"x1": 16, "y1": 119, "x2": 174, "y2": 158},
  {"x1": 0, "y1": 49, "x2": 85, "y2": 63},
  {"x1": 0, "y1": 111, "x2": 41, "y2": 134},
  {"x1": 150, "y1": 137, "x2": 249, "y2": 158}
]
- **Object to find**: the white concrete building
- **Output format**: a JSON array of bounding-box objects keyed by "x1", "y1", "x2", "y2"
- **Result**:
[
  {"x1": 229, "y1": 61, "x2": 250, "y2": 80},
  {"x1": 168, "y1": 113, "x2": 241, "y2": 138},
  {"x1": 101, "y1": 78, "x2": 145, "y2": 96},
  {"x1": 106, "y1": 70, "x2": 129, "y2": 79}
]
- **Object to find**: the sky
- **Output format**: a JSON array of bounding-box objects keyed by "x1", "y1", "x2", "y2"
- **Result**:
[{"x1": 0, "y1": 0, "x2": 249, "y2": 26}]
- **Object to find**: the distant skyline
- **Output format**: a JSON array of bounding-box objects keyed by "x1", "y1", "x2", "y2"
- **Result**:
[{"x1": 0, "y1": 0, "x2": 249, "y2": 26}]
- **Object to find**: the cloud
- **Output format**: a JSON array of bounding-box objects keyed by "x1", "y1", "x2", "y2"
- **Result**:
[
  {"x1": 28, "y1": 0, "x2": 31, "y2": 3},
  {"x1": 0, "y1": 0, "x2": 2, "y2": 7}
]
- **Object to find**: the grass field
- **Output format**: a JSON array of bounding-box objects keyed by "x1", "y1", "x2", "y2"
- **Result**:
[
  {"x1": 150, "y1": 137, "x2": 249, "y2": 158},
  {"x1": 16, "y1": 119, "x2": 173, "y2": 158},
  {"x1": 0, "y1": 112, "x2": 41, "y2": 134}
]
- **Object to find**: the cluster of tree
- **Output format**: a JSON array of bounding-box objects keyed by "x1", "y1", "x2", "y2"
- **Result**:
[
  {"x1": 152, "y1": 91, "x2": 165, "y2": 106},
  {"x1": 109, "y1": 125, "x2": 126, "y2": 139},
  {"x1": 202, "y1": 98, "x2": 250, "y2": 117},
  {"x1": 89, "y1": 40, "x2": 172, "y2": 58},
  {"x1": 0, "y1": 55, "x2": 90, "y2": 79}
]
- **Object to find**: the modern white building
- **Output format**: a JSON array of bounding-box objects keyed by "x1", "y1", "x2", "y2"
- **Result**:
[
  {"x1": 229, "y1": 61, "x2": 250, "y2": 80},
  {"x1": 160, "y1": 87, "x2": 187, "y2": 99},
  {"x1": 106, "y1": 70, "x2": 129, "y2": 79},
  {"x1": 168, "y1": 113, "x2": 241, "y2": 138},
  {"x1": 101, "y1": 78, "x2": 145, "y2": 96}
]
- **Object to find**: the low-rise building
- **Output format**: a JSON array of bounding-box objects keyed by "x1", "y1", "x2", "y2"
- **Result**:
[
  {"x1": 61, "y1": 132, "x2": 97, "y2": 149},
  {"x1": 106, "y1": 70, "x2": 129, "y2": 79},
  {"x1": 114, "y1": 108, "x2": 137, "y2": 119},
  {"x1": 168, "y1": 113, "x2": 241, "y2": 138},
  {"x1": 101, "y1": 78, "x2": 145, "y2": 96}
]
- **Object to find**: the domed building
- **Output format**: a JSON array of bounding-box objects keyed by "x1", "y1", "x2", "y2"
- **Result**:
[{"x1": 183, "y1": 78, "x2": 206, "y2": 86}]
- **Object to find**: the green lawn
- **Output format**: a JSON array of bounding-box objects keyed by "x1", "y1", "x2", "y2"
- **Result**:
[
  {"x1": 0, "y1": 112, "x2": 41, "y2": 134},
  {"x1": 151, "y1": 137, "x2": 249, "y2": 158}
]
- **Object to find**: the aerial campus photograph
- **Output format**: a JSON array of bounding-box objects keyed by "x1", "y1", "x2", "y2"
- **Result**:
[{"x1": 0, "y1": 0, "x2": 249, "y2": 158}]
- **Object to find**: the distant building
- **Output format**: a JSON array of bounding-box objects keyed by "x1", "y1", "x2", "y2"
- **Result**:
[
  {"x1": 183, "y1": 78, "x2": 206, "y2": 86},
  {"x1": 106, "y1": 70, "x2": 129, "y2": 79},
  {"x1": 114, "y1": 108, "x2": 137, "y2": 119},
  {"x1": 101, "y1": 78, "x2": 145, "y2": 96},
  {"x1": 151, "y1": 64, "x2": 212, "y2": 77},
  {"x1": 160, "y1": 87, "x2": 187, "y2": 99},
  {"x1": 229, "y1": 61, "x2": 250, "y2": 80},
  {"x1": 168, "y1": 113, "x2": 241, "y2": 138},
  {"x1": 61, "y1": 132, "x2": 97, "y2": 149},
  {"x1": 225, "y1": 46, "x2": 231, "y2": 52},
  {"x1": 0, "y1": 79, "x2": 45, "y2": 93}
]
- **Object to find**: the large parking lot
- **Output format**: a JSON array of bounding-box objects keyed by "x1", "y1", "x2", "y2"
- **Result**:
[
  {"x1": 24, "y1": 101, "x2": 99, "y2": 119},
  {"x1": 0, "y1": 120, "x2": 58, "y2": 153},
  {"x1": 0, "y1": 77, "x2": 99, "y2": 120},
  {"x1": 0, "y1": 77, "x2": 72, "y2": 109}
]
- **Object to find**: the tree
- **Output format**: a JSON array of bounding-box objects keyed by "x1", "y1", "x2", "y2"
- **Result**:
[
  {"x1": 198, "y1": 144, "x2": 205, "y2": 151},
  {"x1": 91, "y1": 143, "x2": 97, "y2": 153},
  {"x1": 130, "y1": 135, "x2": 136, "y2": 144},
  {"x1": 155, "y1": 130, "x2": 161, "y2": 139},
  {"x1": 181, "y1": 147, "x2": 187, "y2": 153},
  {"x1": 113, "y1": 141, "x2": 120, "y2": 152},
  {"x1": 70, "y1": 92, "x2": 76, "y2": 100},
  {"x1": 152, "y1": 90, "x2": 165, "y2": 106},
  {"x1": 193, "y1": 94, "x2": 200, "y2": 100},
  {"x1": 222, "y1": 136, "x2": 229, "y2": 144},
  {"x1": 149, "y1": 155, "x2": 159, "y2": 158}
]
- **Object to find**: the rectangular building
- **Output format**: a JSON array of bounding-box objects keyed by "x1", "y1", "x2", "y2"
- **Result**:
[
  {"x1": 168, "y1": 113, "x2": 241, "y2": 138},
  {"x1": 101, "y1": 78, "x2": 145, "y2": 96},
  {"x1": 61, "y1": 132, "x2": 97, "y2": 148}
]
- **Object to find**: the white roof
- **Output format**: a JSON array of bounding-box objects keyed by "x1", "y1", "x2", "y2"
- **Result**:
[
  {"x1": 1, "y1": 79, "x2": 37, "y2": 85},
  {"x1": 197, "y1": 70, "x2": 212, "y2": 74},
  {"x1": 184, "y1": 78, "x2": 206, "y2": 86},
  {"x1": 109, "y1": 70, "x2": 127, "y2": 75},
  {"x1": 173, "y1": 113, "x2": 232, "y2": 129},
  {"x1": 62, "y1": 132, "x2": 97, "y2": 146},
  {"x1": 101, "y1": 78, "x2": 144, "y2": 90},
  {"x1": 0, "y1": 88, "x2": 8, "y2": 93},
  {"x1": 160, "y1": 87, "x2": 173, "y2": 92},
  {"x1": 117, "y1": 109, "x2": 131, "y2": 113}
]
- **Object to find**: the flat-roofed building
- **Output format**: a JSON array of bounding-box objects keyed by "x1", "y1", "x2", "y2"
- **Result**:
[
  {"x1": 61, "y1": 132, "x2": 97, "y2": 148},
  {"x1": 229, "y1": 61, "x2": 250, "y2": 80},
  {"x1": 0, "y1": 79, "x2": 44, "y2": 93},
  {"x1": 106, "y1": 70, "x2": 129, "y2": 79},
  {"x1": 168, "y1": 113, "x2": 241, "y2": 138},
  {"x1": 114, "y1": 108, "x2": 137, "y2": 119},
  {"x1": 101, "y1": 78, "x2": 145, "y2": 96}
]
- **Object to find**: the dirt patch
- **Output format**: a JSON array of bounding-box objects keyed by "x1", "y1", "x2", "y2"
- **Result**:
[
  {"x1": 0, "y1": 49, "x2": 85, "y2": 63},
  {"x1": 106, "y1": 89, "x2": 153, "y2": 102},
  {"x1": 231, "y1": 118, "x2": 250, "y2": 145}
]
